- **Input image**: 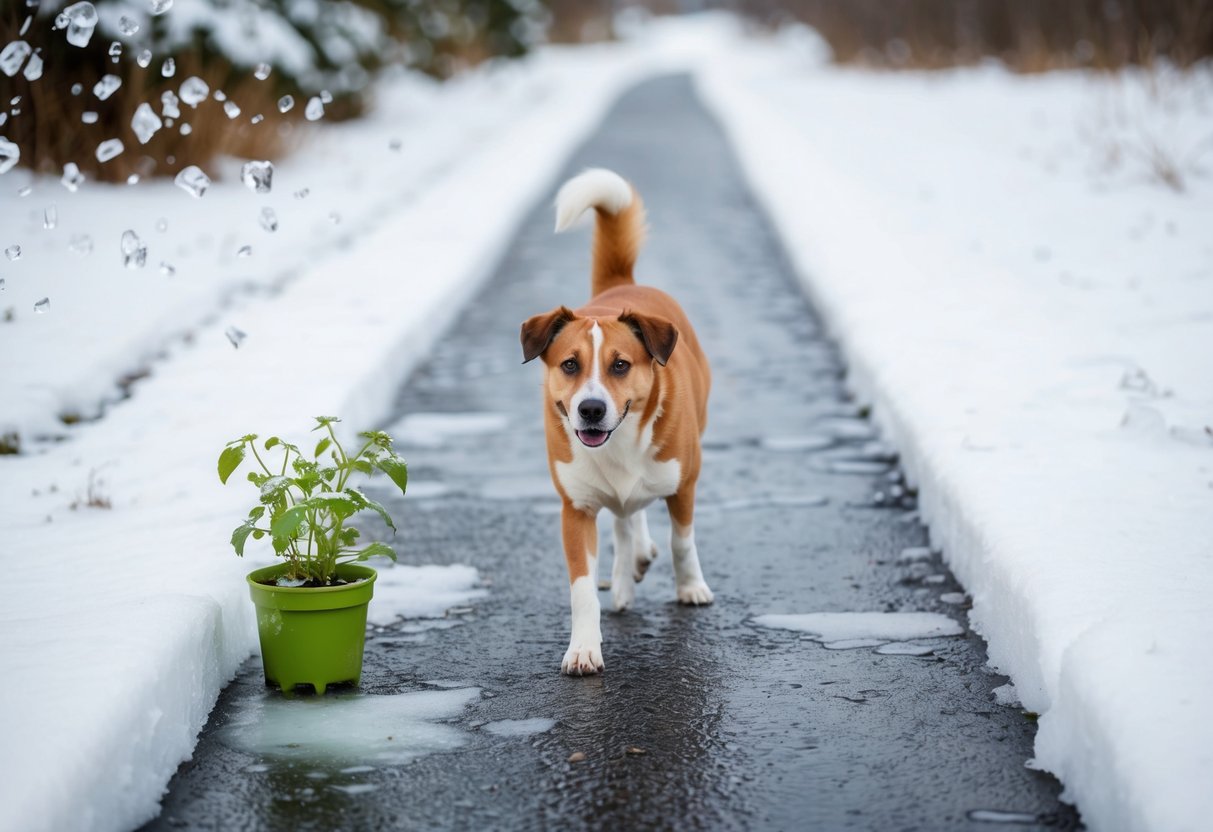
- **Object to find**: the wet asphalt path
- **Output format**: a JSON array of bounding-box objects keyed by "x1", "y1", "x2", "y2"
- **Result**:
[{"x1": 145, "y1": 76, "x2": 1079, "y2": 831}]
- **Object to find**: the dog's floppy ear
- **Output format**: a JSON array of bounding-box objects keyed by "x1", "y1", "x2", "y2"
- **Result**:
[
  {"x1": 520, "y1": 306, "x2": 576, "y2": 364},
  {"x1": 619, "y1": 311, "x2": 679, "y2": 366}
]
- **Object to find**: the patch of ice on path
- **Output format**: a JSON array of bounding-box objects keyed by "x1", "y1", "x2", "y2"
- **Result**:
[
  {"x1": 992, "y1": 683, "x2": 1021, "y2": 708},
  {"x1": 384, "y1": 411, "x2": 511, "y2": 448},
  {"x1": 482, "y1": 718, "x2": 556, "y2": 737},
  {"x1": 369, "y1": 564, "x2": 487, "y2": 626},
  {"x1": 219, "y1": 688, "x2": 479, "y2": 765},
  {"x1": 755, "y1": 611, "x2": 964, "y2": 643}
]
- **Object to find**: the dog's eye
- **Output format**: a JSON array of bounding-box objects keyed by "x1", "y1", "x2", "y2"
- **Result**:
[
  {"x1": 611, "y1": 359, "x2": 631, "y2": 376},
  {"x1": 560, "y1": 359, "x2": 579, "y2": 375}
]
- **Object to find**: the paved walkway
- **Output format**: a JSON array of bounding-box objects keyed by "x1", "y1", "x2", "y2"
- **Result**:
[{"x1": 145, "y1": 76, "x2": 1078, "y2": 831}]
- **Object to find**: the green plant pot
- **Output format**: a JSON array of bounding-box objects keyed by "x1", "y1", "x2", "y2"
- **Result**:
[{"x1": 246, "y1": 563, "x2": 377, "y2": 695}]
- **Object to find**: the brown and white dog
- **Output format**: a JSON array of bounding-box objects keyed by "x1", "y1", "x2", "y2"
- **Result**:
[{"x1": 520, "y1": 169, "x2": 713, "y2": 676}]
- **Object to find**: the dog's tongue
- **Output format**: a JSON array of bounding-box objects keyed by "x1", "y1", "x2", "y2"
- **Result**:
[{"x1": 577, "y1": 429, "x2": 609, "y2": 448}]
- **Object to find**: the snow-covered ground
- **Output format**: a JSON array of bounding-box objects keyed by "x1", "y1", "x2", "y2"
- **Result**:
[
  {"x1": 692, "y1": 18, "x2": 1213, "y2": 832},
  {"x1": 3, "y1": 11, "x2": 1211, "y2": 832}
]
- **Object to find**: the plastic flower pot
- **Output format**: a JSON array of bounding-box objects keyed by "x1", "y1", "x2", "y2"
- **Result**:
[{"x1": 246, "y1": 563, "x2": 377, "y2": 695}]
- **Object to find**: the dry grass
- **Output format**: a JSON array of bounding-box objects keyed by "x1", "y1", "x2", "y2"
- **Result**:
[{"x1": 731, "y1": 0, "x2": 1213, "y2": 71}]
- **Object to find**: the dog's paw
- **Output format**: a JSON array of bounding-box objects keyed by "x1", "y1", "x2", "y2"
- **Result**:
[
  {"x1": 634, "y1": 542, "x2": 659, "y2": 583},
  {"x1": 612, "y1": 575, "x2": 635, "y2": 612},
  {"x1": 677, "y1": 581, "x2": 715, "y2": 606},
  {"x1": 561, "y1": 642, "x2": 605, "y2": 676}
]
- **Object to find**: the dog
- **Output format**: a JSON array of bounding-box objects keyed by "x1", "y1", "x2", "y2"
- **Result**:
[{"x1": 520, "y1": 168, "x2": 713, "y2": 676}]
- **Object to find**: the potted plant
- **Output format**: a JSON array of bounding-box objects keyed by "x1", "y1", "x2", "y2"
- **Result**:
[{"x1": 218, "y1": 416, "x2": 408, "y2": 694}]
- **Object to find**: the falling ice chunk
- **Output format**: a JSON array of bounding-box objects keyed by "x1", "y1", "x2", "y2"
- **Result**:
[
  {"x1": 5, "y1": 245, "x2": 21, "y2": 261},
  {"x1": 16, "y1": 185, "x2": 31, "y2": 196},
  {"x1": 61, "y1": 163, "x2": 84, "y2": 191},
  {"x1": 212, "y1": 89, "x2": 226, "y2": 102},
  {"x1": 179, "y1": 123, "x2": 191, "y2": 135},
  {"x1": 119, "y1": 16, "x2": 139, "y2": 36},
  {"x1": 81, "y1": 111, "x2": 98, "y2": 124},
  {"x1": 0, "y1": 138, "x2": 18, "y2": 175},
  {"x1": 179, "y1": 76, "x2": 208, "y2": 107},
  {"x1": 61, "y1": 2, "x2": 98, "y2": 48},
  {"x1": 151, "y1": 0, "x2": 173, "y2": 14},
  {"x1": 126, "y1": 173, "x2": 139, "y2": 185},
  {"x1": 34, "y1": 297, "x2": 49, "y2": 313},
  {"x1": 68, "y1": 234, "x2": 93, "y2": 255},
  {"x1": 1, "y1": 41, "x2": 32, "y2": 77},
  {"x1": 95, "y1": 138, "x2": 124, "y2": 163},
  {"x1": 254, "y1": 62, "x2": 271, "y2": 80},
  {"x1": 131, "y1": 103, "x2": 162, "y2": 144},
  {"x1": 0, "y1": 112, "x2": 7, "y2": 127},
  {"x1": 225, "y1": 326, "x2": 246, "y2": 348},
  {"x1": 159, "y1": 261, "x2": 174, "y2": 276},
  {"x1": 43, "y1": 205, "x2": 56, "y2": 229},
  {"x1": 160, "y1": 90, "x2": 180, "y2": 118},
  {"x1": 71, "y1": 82, "x2": 83, "y2": 95},
  {"x1": 237, "y1": 245, "x2": 252, "y2": 258},
  {"x1": 93, "y1": 74, "x2": 121, "y2": 100},
  {"x1": 389, "y1": 137, "x2": 402, "y2": 152},
  {"x1": 250, "y1": 114, "x2": 263, "y2": 124},
  {"x1": 223, "y1": 100, "x2": 240, "y2": 119},
  {"x1": 161, "y1": 57, "x2": 174, "y2": 77},
  {"x1": 240, "y1": 160, "x2": 273, "y2": 194},
  {"x1": 277, "y1": 94, "x2": 293, "y2": 113},
  {"x1": 136, "y1": 48, "x2": 151, "y2": 68},
  {"x1": 304, "y1": 96, "x2": 323, "y2": 121},
  {"x1": 174, "y1": 165, "x2": 209, "y2": 198},
  {"x1": 259, "y1": 207, "x2": 278, "y2": 232},
  {"x1": 120, "y1": 230, "x2": 146, "y2": 269},
  {"x1": 108, "y1": 41, "x2": 121, "y2": 62},
  {"x1": 294, "y1": 187, "x2": 309, "y2": 199},
  {"x1": 319, "y1": 90, "x2": 332, "y2": 104},
  {"x1": 22, "y1": 51, "x2": 42, "y2": 81}
]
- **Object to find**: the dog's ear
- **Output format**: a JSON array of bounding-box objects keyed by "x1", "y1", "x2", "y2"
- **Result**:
[
  {"x1": 520, "y1": 306, "x2": 576, "y2": 364},
  {"x1": 619, "y1": 311, "x2": 679, "y2": 366}
]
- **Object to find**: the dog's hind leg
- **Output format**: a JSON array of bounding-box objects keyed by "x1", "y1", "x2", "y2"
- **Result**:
[
  {"x1": 667, "y1": 485, "x2": 714, "y2": 606},
  {"x1": 631, "y1": 509, "x2": 659, "y2": 583}
]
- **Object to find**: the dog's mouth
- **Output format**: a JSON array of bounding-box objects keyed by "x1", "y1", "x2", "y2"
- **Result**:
[
  {"x1": 576, "y1": 428, "x2": 611, "y2": 448},
  {"x1": 573, "y1": 401, "x2": 630, "y2": 448}
]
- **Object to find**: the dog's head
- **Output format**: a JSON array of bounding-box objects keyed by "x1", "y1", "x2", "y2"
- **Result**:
[{"x1": 521, "y1": 307, "x2": 678, "y2": 449}]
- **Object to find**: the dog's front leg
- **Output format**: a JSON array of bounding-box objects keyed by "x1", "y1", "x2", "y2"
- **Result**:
[
  {"x1": 667, "y1": 484, "x2": 714, "y2": 606},
  {"x1": 561, "y1": 502, "x2": 604, "y2": 675}
]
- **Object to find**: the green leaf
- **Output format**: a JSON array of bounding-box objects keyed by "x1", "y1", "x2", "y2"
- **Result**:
[
  {"x1": 258, "y1": 475, "x2": 294, "y2": 505},
  {"x1": 304, "y1": 493, "x2": 359, "y2": 520},
  {"x1": 264, "y1": 437, "x2": 280, "y2": 451},
  {"x1": 313, "y1": 416, "x2": 340, "y2": 431},
  {"x1": 359, "y1": 430, "x2": 392, "y2": 449},
  {"x1": 349, "y1": 488, "x2": 396, "y2": 532},
  {"x1": 252, "y1": 529, "x2": 265, "y2": 540},
  {"x1": 375, "y1": 455, "x2": 408, "y2": 496},
  {"x1": 230, "y1": 521, "x2": 255, "y2": 556},
  {"x1": 271, "y1": 504, "x2": 309, "y2": 539},
  {"x1": 314, "y1": 437, "x2": 332, "y2": 458},
  {"x1": 342, "y1": 459, "x2": 373, "y2": 476},
  {"x1": 346, "y1": 541, "x2": 396, "y2": 563},
  {"x1": 218, "y1": 445, "x2": 245, "y2": 484},
  {"x1": 248, "y1": 505, "x2": 266, "y2": 521}
]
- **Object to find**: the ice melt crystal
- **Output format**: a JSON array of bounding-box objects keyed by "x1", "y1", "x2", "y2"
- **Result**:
[
  {"x1": 93, "y1": 74, "x2": 121, "y2": 100},
  {"x1": 22, "y1": 51, "x2": 42, "y2": 81},
  {"x1": 61, "y1": 163, "x2": 84, "y2": 191},
  {"x1": 304, "y1": 96, "x2": 324, "y2": 121},
  {"x1": 254, "y1": 63, "x2": 271, "y2": 80},
  {"x1": 120, "y1": 230, "x2": 146, "y2": 268},
  {"x1": 59, "y1": 3, "x2": 98, "y2": 48},
  {"x1": 259, "y1": 207, "x2": 278, "y2": 232},
  {"x1": 174, "y1": 165, "x2": 210, "y2": 198},
  {"x1": 240, "y1": 160, "x2": 273, "y2": 194},
  {"x1": 277, "y1": 95, "x2": 294, "y2": 113},
  {"x1": 0, "y1": 138, "x2": 18, "y2": 175},
  {"x1": 179, "y1": 76, "x2": 209, "y2": 107},
  {"x1": 161, "y1": 57, "x2": 175, "y2": 77},
  {"x1": 131, "y1": 103, "x2": 162, "y2": 143},
  {"x1": 160, "y1": 90, "x2": 180, "y2": 118},
  {"x1": 5, "y1": 245, "x2": 21, "y2": 261},
  {"x1": 94, "y1": 138, "x2": 124, "y2": 163},
  {"x1": 119, "y1": 16, "x2": 139, "y2": 36},
  {"x1": 151, "y1": 0, "x2": 173, "y2": 14},
  {"x1": 34, "y1": 297, "x2": 49, "y2": 313},
  {"x1": 225, "y1": 326, "x2": 246, "y2": 348},
  {"x1": 223, "y1": 100, "x2": 241, "y2": 119},
  {"x1": 1, "y1": 40, "x2": 32, "y2": 77}
]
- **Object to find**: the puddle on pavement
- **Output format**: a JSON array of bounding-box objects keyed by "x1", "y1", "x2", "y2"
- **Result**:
[
  {"x1": 967, "y1": 809, "x2": 1044, "y2": 824},
  {"x1": 481, "y1": 718, "x2": 556, "y2": 737},
  {"x1": 383, "y1": 412, "x2": 511, "y2": 448},
  {"x1": 219, "y1": 688, "x2": 480, "y2": 766},
  {"x1": 755, "y1": 611, "x2": 964, "y2": 654}
]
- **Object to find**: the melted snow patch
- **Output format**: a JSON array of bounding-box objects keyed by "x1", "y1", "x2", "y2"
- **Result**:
[
  {"x1": 384, "y1": 412, "x2": 511, "y2": 448},
  {"x1": 220, "y1": 688, "x2": 479, "y2": 765},
  {"x1": 755, "y1": 612, "x2": 964, "y2": 643},
  {"x1": 482, "y1": 718, "x2": 555, "y2": 737},
  {"x1": 369, "y1": 564, "x2": 487, "y2": 626}
]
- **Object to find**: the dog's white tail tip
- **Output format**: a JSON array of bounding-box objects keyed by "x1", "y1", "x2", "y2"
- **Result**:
[{"x1": 554, "y1": 168, "x2": 633, "y2": 233}]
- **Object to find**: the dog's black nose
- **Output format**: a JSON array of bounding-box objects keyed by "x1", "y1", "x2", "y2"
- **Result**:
[{"x1": 578, "y1": 398, "x2": 607, "y2": 424}]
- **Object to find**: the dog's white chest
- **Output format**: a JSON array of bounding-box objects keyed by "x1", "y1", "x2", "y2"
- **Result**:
[{"x1": 555, "y1": 423, "x2": 681, "y2": 517}]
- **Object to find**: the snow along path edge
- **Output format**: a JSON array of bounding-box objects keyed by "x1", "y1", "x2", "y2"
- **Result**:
[
  {"x1": 0, "y1": 53, "x2": 657, "y2": 832},
  {"x1": 694, "y1": 51, "x2": 1213, "y2": 832}
]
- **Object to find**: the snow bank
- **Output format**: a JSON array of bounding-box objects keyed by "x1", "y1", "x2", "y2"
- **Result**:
[
  {"x1": 694, "y1": 19, "x2": 1213, "y2": 832},
  {"x1": 0, "y1": 41, "x2": 658, "y2": 832}
]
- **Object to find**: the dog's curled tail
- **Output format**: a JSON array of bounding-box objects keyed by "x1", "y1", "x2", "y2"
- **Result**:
[{"x1": 554, "y1": 168, "x2": 647, "y2": 298}]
